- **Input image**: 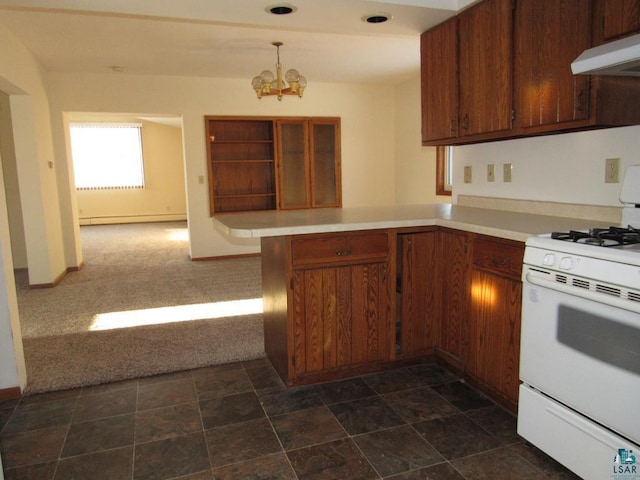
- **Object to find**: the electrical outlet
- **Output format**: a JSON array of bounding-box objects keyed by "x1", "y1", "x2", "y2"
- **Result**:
[
  {"x1": 464, "y1": 166, "x2": 472, "y2": 183},
  {"x1": 503, "y1": 163, "x2": 512, "y2": 183},
  {"x1": 487, "y1": 164, "x2": 495, "y2": 182},
  {"x1": 605, "y1": 157, "x2": 620, "y2": 183}
]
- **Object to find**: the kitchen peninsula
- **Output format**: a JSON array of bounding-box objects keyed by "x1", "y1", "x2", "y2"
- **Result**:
[{"x1": 214, "y1": 204, "x2": 607, "y2": 410}]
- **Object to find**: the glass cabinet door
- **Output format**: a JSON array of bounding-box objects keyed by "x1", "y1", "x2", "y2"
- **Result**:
[
  {"x1": 277, "y1": 120, "x2": 310, "y2": 209},
  {"x1": 310, "y1": 120, "x2": 341, "y2": 207}
]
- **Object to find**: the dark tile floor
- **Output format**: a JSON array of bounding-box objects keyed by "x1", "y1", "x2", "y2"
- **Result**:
[{"x1": 0, "y1": 360, "x2": 581, "y2": 480}]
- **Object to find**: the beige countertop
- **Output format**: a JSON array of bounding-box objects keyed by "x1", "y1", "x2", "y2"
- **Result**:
[{"x1": 213, "y1": 204, "x2": 609, "y2": 242}]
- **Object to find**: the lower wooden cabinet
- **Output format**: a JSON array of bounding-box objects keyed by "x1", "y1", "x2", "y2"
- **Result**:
[
  {"x1": 261, "y1": 227, "x2": 524, "y2": 411},
  {"x1": 466, "y1": 235, "x2": 524, "y2": 410},
  {"x1": 396, "y1": 230, "x2": 440, "y2": 358},
  {"x1": 291, "y1": 262, "x2": 394, "y2": 376},
  {"x1": 437, "y1": 229, "x2": 470, "y2": 368},
  {"x1": 262, "y1": 230, "x2": 394, "y2": 385}
]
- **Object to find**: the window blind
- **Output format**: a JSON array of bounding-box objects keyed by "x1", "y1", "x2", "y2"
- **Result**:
[{"x1": 69, "y1": 123, "x2": 145, "y2": 190}]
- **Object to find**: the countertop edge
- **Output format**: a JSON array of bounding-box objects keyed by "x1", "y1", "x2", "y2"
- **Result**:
[{"x1": 213, "y1": 204, "x2": 607, "y2": 242}]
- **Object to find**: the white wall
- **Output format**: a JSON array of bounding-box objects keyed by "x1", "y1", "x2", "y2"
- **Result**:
[
  {"x1": 453, "y1": 126, "x2": 640, "y2": 207},
  {"x1": 47, "y1": 72, "x2": 397, "y2": 258},
  {"x1": 0, "y1": 92, "x2": 27, "y2": 269},
  {"x1": 0, "y1": 23, "x2": 62, "y2": 392},
  {"x1": 394, "y1": 75, "x2": 450, "y2": 205},
  {"x1": 0, "y1": 149, "x2": 26, "y2": 392}
]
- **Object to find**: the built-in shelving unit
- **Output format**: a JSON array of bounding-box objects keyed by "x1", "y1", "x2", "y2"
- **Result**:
[
  {"x1": 206, "y1": 117, "x2": 276, "y2": 214},
  {"x1": 205, "y1": 116, "x2": 341, "y2": 215}
]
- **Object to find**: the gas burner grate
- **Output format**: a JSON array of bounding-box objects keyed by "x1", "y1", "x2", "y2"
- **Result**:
[{"x1": 551, "y1": 225, "x2": 640, "y2": 247}]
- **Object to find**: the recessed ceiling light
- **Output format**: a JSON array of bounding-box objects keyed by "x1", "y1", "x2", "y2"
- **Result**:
[
  {"x1": 363, "y1": 13, "x2": 392, "y2": 24},
  {"x1": 266, "y1": 4, "x2": 297, "y2": 15}
]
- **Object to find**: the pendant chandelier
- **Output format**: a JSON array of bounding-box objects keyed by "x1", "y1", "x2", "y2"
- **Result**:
[{"x1": 252, "y1": 42, "x2": 307, "y2": 100}]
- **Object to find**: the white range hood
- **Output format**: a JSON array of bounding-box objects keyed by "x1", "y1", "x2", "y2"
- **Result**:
[{"x1": 571, "y1": 33, "x2": 640, "y2": 77}]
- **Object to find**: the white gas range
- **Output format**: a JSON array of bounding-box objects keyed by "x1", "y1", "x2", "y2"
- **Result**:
[{"x1": 518, "y1": 165, "x2": 640, "y2": 480}]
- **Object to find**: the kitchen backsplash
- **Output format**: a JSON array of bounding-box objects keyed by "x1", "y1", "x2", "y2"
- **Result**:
[{"x1": 457, "y1": 195, "x2": 622, "y2": 224}]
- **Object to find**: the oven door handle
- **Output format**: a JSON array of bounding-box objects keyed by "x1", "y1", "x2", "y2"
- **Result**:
[{"x1": 525, "y1": 272, "x2": 640, "y2": 315}]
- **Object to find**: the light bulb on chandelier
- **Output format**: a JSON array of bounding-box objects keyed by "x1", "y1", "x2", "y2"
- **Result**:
[{"x1": 251, "y1": 42, "x2": 306, "y2": 100}]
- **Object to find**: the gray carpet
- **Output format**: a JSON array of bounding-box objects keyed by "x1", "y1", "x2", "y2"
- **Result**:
[{"x1": 17, "y1": 221, "x2": 265, "y2": 394}]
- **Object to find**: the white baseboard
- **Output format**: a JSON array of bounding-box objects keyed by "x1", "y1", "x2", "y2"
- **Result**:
[{"x1": 78, "y1": 214, "x2": 187, "y2": 225}]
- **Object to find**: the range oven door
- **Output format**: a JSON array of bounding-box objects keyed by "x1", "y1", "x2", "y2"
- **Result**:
[
  {"x1": 519, "y1": 277, "x2": 640, "y2": 443},
  {"x1": 518, "y1": 273, "x2": 640, "y2": 479}
]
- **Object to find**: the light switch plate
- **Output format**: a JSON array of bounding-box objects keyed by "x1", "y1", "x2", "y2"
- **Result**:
[
  {"x1": 605, "y1": 157, "x2": 620, "y2": 183},
  {"x1": 487, "y1": 164, "x2": 495, "y2": 182},
  {"x1": 464, "y1": 166, "x2": 472, "y2": 183},
  {"x1": 503, "y1": 163, "x2": 512, "y2": 182}
]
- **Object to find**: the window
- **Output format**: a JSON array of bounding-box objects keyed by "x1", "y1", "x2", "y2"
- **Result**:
[
  {"x1": 69, "y1": 123, "x2": 145, "y2": 190},
  {"x1": 436, "y1": 145, "x2": 453, "y2": 196}
]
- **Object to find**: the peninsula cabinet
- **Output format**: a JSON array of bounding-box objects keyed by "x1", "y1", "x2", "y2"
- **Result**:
[
  {"x1": 205, "y1": 116, "x2": 341, "y2": 215},
  {"x1": 260, "y1": 225, "x2": 525, "y2": 412},
  {"x1": 262, "y1": 230, "x2": 395, "y2": 385},
  {"x1": 466, "y1": 235, "x2": 524, "y2": 410}
]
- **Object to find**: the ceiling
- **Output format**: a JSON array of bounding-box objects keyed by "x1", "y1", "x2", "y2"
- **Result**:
[{"x1": 0, "y1": 0, "x2": 477, "y2": 86}]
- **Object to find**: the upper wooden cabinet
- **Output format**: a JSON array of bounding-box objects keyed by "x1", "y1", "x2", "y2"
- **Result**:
[
  {"x1": 458, "y1": 0, "x2": 513, "y2": 139},
  {"x1": 206, "y1": 116, "x2": 341, "y2": 215},
  {"x1": 420, "y1": 0, "x2": 512, "y2": 144},
  {"x1": 514, "y1": 0, "x2": 592, "y2": 133},
  {"x1": 421, "y1": 17, "x2": 459, "y2": 143},
  {"x1": 599, "y1": 0, "x2": 640, "y2": 42},
  {"x1": 421, "y1": 0, "x2": 640, "y2": 146},
  {"x1": 276, "y1": 118, "x2": 341, "y2": 210}
]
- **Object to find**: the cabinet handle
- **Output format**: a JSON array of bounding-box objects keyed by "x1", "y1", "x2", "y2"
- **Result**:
[
  {"x1": 461, "y1": 114, "x2": 469, "y2": 131},
  {"x1": 577, "y1": 90, "x2": 584, "y2": 112},
  {"x1": 335, "y1": 247, "x2": 352, "y2": 257},
  {"x1": 450, "y1": 118, "x2": 456, "y2": 134},
  {"x1": 382, "y1": 264, "x2": 388, "y2": 283},
  {"x1": 491, "y1": 256, "x2": 509, "y2": 267}
]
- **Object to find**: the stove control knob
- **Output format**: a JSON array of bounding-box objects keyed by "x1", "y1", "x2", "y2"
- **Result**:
[
  {"x1": 559, "y1": 256, "x2": 574, "y2": 270},
  {"x1": 543, "y1": 253, "x2": 556, "y2": 266}
]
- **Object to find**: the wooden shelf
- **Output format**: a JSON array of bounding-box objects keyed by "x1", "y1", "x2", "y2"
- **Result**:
[
  {"x1": 206, "y1": 115, "x2": 341, "y2": 215},
  {"x1": 211, "y1": 159, "x2": 274, "y2": 164},
  {"x1": 211, "y1": 140, "x2": 273, "y2": 144}
]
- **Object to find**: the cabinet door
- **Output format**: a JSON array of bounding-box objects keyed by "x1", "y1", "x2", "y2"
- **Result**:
[
  {"x1": 310, "y1": 119, "x2": 341, "y2": 207},
  {"x1": 276, "y1": 120, "x2": 310, "y2": 209},
  {"x1": 438, "y1": 229, "x2": 469, "y2": 367},
  {"x1": 514, "y1": 0, "x2": 591, "y2": 132},
  {"x1": 420, "y1": 17, "x2": 459, "y2": 144},
  {"x1": 458, "y1": 0, "x2": 513, "y2": 138},
  {"x1": 397, "y1": 232, "x2": 439, "y2": 357},
  {"x1": 601, "y1": 0, "x2": 640, "y2": 41},
  {"x1": 291, "y1": 261, "x2": 393, "y2": 377},
  {"x1": 467, "y1": 271, "x2": 522, "y2": 405},
  {"x1": 467, "y1": 236, "x2": 523, "y2": 407}
]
